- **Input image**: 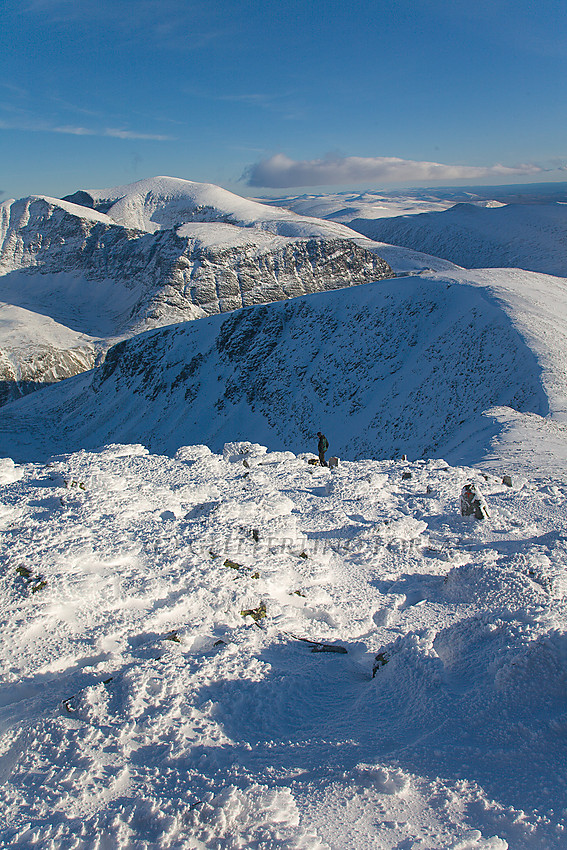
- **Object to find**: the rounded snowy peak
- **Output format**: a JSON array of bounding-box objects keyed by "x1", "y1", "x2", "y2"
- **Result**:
[
  {"x1": 80, "y1": 176, "x2": 293, "y2": 232},
  {"x1": 63, "y1": 175, "x2": 375, "y2": 240}
]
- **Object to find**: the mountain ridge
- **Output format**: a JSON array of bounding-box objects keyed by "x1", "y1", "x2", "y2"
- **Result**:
[
  {"x1": 347, "y1": 202, "x2": 567, "y2": 277},
  {"x1": 1, "y1": 269, "x2": 560, "y2": 474},
  {"x1": 0, "y1": 178, "x2": 396, "y2": 405}
]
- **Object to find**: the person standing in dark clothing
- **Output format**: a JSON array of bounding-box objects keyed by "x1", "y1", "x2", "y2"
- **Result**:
[{"x1": 317, "y1": 432, "x2": 329, "y2": 466}]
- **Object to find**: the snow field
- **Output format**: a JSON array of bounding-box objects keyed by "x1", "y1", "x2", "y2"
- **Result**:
[
  {"x1": 1, "y1": 442, "x2": 566, "y2": 848},
  {"x1": 348, "y1": 203, "x2": 567, "y2": 277}
]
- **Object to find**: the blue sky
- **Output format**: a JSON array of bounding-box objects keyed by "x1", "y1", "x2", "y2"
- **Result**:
[{"x1": 1, "y1": 0, "x2": 566, "y2": 200}]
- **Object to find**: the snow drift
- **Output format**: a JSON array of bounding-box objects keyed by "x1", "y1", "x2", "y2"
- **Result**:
[{"x1": 1, "y1": 443, "x2": 566, "y2": 848}]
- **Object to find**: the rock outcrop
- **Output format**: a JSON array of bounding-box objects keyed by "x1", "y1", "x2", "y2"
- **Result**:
[
  {"x1": 0, "y1": 343, "x2": 97, "y2": 406},
  {"x1": 0, "y1": 196, "x2": 393, "y2": 331}
]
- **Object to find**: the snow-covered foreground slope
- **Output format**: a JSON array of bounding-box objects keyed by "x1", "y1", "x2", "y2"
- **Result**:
[
  {"x1": 348, "y1": 203, "x2": 567, "y2": 277},
  {"x1": 3, "y1": 267, "x2": 567, "y2": 475},
  {"x1": 1, "y1": 442, "x2": 566, "y2": 849}
]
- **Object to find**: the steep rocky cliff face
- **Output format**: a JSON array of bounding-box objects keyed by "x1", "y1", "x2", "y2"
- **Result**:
[
  {"x1": 0, "y1": 302, "x2": 100, "y2": 406},
  {"x1": 0, "y1": 343, "x2": 97, "y2": 406},
  {"x1": 0, "y1": 196, "x2": 392, "y2": 331},
  {"x1": 0, "y1": 179, "x2": 394, "y2": 403}
]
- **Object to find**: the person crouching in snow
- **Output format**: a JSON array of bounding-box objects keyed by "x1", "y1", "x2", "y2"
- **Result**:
[{"x1": 317, "y1": 432, "x2": 329, "y2": 467}]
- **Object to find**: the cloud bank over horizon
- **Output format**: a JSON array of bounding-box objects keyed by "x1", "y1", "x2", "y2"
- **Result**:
[{"x1": 244, "y1": 154, "x2": 544, "y2": 188}]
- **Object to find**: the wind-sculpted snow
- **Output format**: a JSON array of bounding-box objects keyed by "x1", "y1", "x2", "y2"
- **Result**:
[
  {"x1": 0, "y1": 271, "x2": 556, "y2": 470},
  {"x1": 0, "y1": 443, "x2": 566, "y2": 847},
  {"x1": 348, "y1": 203, "x2": 567, "y2": 277}
]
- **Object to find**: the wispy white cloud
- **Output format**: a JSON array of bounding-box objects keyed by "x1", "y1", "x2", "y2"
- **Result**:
[
  {"x1": 184, "y1": 86, "x2": 305, "y2": 121},
  {"x1": 21, "y1": 0, "x2": 233, "y2": 51},
  {"x1": 220, "y1": 93, "x2": 274, "y2": 107},
  {"x1": 49, "y1": 95, "x2": 108, "y2": 119},
  {"x1": 244, "y1": 154, "x2": 544, "y2": 188},
  {"x1": 0, "y1": 118, "x2": 174, "y2": 141},
  {"x1": 0, "y1": 81, "x2": 29, "y2": 98},
  {"x1": 103, "y1": 128, "x2": 173, "y2": 140},
  {"x1": 51, "y1": 124, "x2": 95, "y2": 136}
]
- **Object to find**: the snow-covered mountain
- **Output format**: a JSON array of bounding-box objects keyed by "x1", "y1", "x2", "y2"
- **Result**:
[
  {"x1": 65, "y1": 175, "x2": 374, "y2": 235},
  {"x1": 0, "y1": 183, "x2": 394, "y2": 336},
  {"x1": 3, "y1": 186, "x2": 567, "y2": 849},
  {"x1": 258, "y1": 190, "x2": 456, "y2": 223},
  {"x1": 262, "y1": 182, "x2": 567, "y2": 224},
  {"x1": 264, "y1": 186, "x2": 567, "y2": 276},
  {"x1": 0, "y1": 303, "x2": 99, "y2": 406},
  {"x1": 0, "y1": 178, "x2": 396, "y2": 403},
  {"x1": 347, "y1": 202, "x2": 567, "y2": 277},
  {"x1": 4, "y1": 265, "x2": 567, "y2": 478}
]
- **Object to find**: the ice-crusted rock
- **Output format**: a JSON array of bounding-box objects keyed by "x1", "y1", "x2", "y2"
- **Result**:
[
  {"x1": 0, "y1": 457, "x2": 23, "y2": 484},
  {"x1": 223, "y1": 441, "x2": 268, "y2": 463}
]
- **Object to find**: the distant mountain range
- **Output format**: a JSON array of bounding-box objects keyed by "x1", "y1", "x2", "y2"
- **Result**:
[
  {"x1": 0, "y1": 177, "x2": 395, "y2": 405},
  {"x1": 347, "y1": 202, "x2": 567, "y2": 276},
  {"x1": 3, "y1": 177, "x2": 567, "y2": 475},
  {"x1": 265, "y1": 184, "x2": 567, "y2": 276},
  {"x1": 262, "y1": 181, "x2": 567, "y2": 222}
]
